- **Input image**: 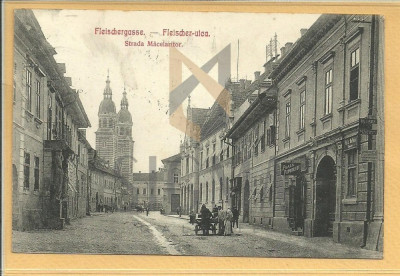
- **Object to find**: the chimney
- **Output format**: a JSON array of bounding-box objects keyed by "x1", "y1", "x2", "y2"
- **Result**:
[
  {"x1": 285, "y1": 42, "x2": 293, "y2": 53},
  {"x1": 254, "y1": 71, "x2": 261, "y2": 81},
  {"x1": 239, "y1": 79, "x2": 245, "y2": 89},
  {"x1": 280, "y1": 46, "x2": 286, "y2": 56},
  {"x1": 300, "y1": 28, "x2": 308, "y2": 36},
  {"x1": 149, "y1": 156, "x2": 157, "y2": 173}
]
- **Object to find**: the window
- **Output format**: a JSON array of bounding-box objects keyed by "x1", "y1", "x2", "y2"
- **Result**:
[
  {"x1": 347, "y1": 150, "x2": 357, "y2": 197},
  {"x1": 219, "y1": 177, "x2": 223, "y2": 200},
  {"x1": 227, "y1": 146, "x2": 230, "y2": 158},
  {"x1": 206, "y1": 182, "x2": 209, "y2": 202},
  {"x1": 226, "y1": 178, "x2": 229, "y2": 200},
  {"x1": 35, "y1": 81, "x2": 41, "y2": 118},
  {"x1": 220, "y1": 149, "x2": 224, "y2": 162},
  {"x1": 324, "y1": 69, "x2": 333, "y2": 115},
  {"x1": 200, "y1": 183, "x2": 203, "y2": 202},
  {"x1": 186, "y1": 157, "x2": 189, "y2": 174},
  {"x1": 299, "y1": 90, "x2": 306, "y2": 129},
  {"x1": 137, "y1": 188, "x2": 140, "y2": 194},
  {"x1": 350, "y1": 48, "x2": 360, "y2": 101},
  {"x1": 254, "y1": 124, "x2": 259, "y2": 156},
  {"x1": 261, "y1": 120, "x2": 266, "y2": 152},
  {"x1": 143, "y1": 188, "x2": 146, "y2": 195},
  {"x1": 285, "y1": 101, "x2": 291, "y2": 138},
  {"x1": 269, "y1": 185, "x2": 273, "y2": 202},
  {"x1": 26, "y1": 70, "x2": 32, "y2": 112},
  {"x1": 213, "y1": 143, "x2": 216, "y2": 152},
  {"x1": 206, "y1": 157, "x2": 209, "y2": 168},
  {"x1": 212, "y1": 154, "x2": 216, "y2": 165},
  {"x1": 24, "y1": 152, "x2": 30, "y2": 190},
  {"x1": 173, "y1": 173, "x2": 179, "y2": 183},
  {"x1": 212, "y1": 179, "x2": 215, "y2": 202},
  {"x1": 200, "y1": 151, "x2": 203, "y2": 169},
  {"x1": 34, "y1": 157, "x2": 39, "y2": 191}
]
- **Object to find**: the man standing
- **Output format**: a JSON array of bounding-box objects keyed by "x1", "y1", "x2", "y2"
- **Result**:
[
  {"x1": 218, "y1": 206, "x2": 226, "y2": 235},
  {"x1": 232, "y1": 207, "x2": 239, "y2": 229}
]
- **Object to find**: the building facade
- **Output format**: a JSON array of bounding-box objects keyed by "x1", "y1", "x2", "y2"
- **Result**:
[
  {"x1": 88, "y1": 149, "x2": 123, "y2": 212},
  {"x1": 132, "y1": 171, "x2": 165, "y2": 210},
  {"x1": 225, "y1": 14, "x2": 384, "y2": 250},
  {"x1": 12, "y1": 10, "x2": 91, "y2": 230},
  {"x1": 161, "y1": 154, "x2": 181, "y2": 215}
]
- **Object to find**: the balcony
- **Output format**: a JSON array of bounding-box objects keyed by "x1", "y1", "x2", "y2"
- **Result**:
[{"x1": 44, "y1": 122, "x2": 73, "y2": 152}]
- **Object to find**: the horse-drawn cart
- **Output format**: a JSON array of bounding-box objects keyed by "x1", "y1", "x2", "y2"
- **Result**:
[{"x1": 194, "y1": 214, "x2": 218, "y2": 235}]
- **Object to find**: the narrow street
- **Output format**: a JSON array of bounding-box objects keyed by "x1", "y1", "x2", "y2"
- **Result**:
[{"x1": 13, "y1": 211, "x2": 382, "y2": 258}]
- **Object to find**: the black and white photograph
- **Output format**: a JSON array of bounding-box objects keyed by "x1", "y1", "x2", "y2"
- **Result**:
[{"x1": 11, "y1": 9, "x2": 384, "y2": 259}]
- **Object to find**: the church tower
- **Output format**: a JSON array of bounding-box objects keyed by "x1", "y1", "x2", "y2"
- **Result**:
[
  {"x1": 116, "y1": 87, "x2": 134, "y2": 178},
  {"x1": 96, "y1": 73, "x2": 117, "y2": 168}
]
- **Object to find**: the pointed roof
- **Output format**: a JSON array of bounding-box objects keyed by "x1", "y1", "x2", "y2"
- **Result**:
[
  {"x1": 99, "y1": 73, "x2": 116, "y2": 115},
  {"x1": 117, "y1": 87, "x2": 132, "y2": 124}
]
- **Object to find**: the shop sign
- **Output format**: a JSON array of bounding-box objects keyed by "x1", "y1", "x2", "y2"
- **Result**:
[
  {"x1": 343, "y1": 135, "x2": 358, "y2": 151},
  {"x1": 281, "y1": 162, "x2": 301, "y2": 175},
  {"x1": 359, "y1": 117, "x2": 377, "y2": 135},
  {"x1": 360, "y1": 150, "x2": 377, "y2": 162}
]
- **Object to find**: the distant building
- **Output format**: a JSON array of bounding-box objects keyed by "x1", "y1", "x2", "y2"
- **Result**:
[
  {"x1": 12, "y1": 10, "x2": 91, "y2": 230},
  {"x1": 132, "y1": 171, "x2": 165, "y2": 210},
  {"x1": 88, "y1": 149, "x2": 122, "y2": 212},
  {"x1": 96, "y1": 75, "x2": 134, "y2": 179},
  {"x1": 161, "y1": 154, "x2": 181, "y2": 215}
]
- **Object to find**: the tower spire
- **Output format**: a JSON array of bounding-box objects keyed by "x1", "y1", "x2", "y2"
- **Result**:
[
  {"x1": 104, "y1": 71, "x2": 112, "y2": 99},
  {"x1": 121, "y1": 86, "x2": 128, "y2": 109}
]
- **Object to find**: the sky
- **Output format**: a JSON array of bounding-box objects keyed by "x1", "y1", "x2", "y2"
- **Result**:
[{"x1": 33, "y1": 10, "x2": 320, "y2": 172}]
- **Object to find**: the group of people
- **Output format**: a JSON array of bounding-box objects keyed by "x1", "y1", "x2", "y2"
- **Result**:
[{"x1": 198, "y1": 204, "x2": 239, "y2": 236}]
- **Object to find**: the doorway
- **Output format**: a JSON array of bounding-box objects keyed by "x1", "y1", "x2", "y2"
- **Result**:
[
  {"x1": 315, "y1": 156, "x2": 336, "y2": 237},
  {"x1": 243, "y1": 180, "x2": 250, "y2": 223}
]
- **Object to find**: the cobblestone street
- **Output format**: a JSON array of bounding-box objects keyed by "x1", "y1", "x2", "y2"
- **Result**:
[{"x1": 12, "y1": 211, "x2": 382, "y2": 258}]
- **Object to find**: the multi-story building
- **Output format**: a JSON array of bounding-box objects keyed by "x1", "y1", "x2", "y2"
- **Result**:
[
  {"x1": 226, "y1": 68, "x2": 276, "y2": 225},
  {"x1": 269, "y1": 14, "x2": 383, "y2": 249},
  {"x1": 180, "y1": 106, "x2": 209, "y2": 214},
  {"x1": 180, "y1": 79, "x2": 256, "y2": 214},
  {"x1": 226, "y1": 14, "x2": 384, "y2": 250},
  {"x1": 131, "y1": 171, "x2": 165, "y2": 210},
  {"x1": 12, "y1": 10, "x2": 91, "y2": 230},
  {"x1": 161, "y1": 153, "x2": 181, "y2": 215},
  {"x1": 77, "y1": 129, "x2": 92, "y2": 217},
  {"x1": 88, "y1": 149, "x2": 122, "y2": 212}
]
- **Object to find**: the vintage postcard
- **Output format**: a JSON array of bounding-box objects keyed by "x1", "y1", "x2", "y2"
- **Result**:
[{"x1": 3, "y1": 1, "x2": 399, "y2": 275}]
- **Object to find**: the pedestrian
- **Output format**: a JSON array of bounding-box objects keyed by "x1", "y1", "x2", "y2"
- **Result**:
[
  {"x1": 224, "y1": 208, "x2": 233, "y2": 236},
  {"x1": 217, "y1": 206, "x2": 226, "y2": 236},
  {"x1": 189, "y1": 210, "x2": 196, "y2": 224},
  {"x1": 200, "y1": 204, "x2": 212, "y2": 235},
  {"x1": 232, "y1": 206, "x2": 239, "y2": 229},
  {"x1": 146, "y1": 207, "x2": 149, "y2": 216}
]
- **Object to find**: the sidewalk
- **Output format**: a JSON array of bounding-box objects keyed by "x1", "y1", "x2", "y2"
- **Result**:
[{"x1": 165, "y1": 213, "x2": 382, "y2": 258}]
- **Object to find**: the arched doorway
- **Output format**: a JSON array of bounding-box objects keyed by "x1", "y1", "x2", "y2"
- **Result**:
[
  {"x1": 243, "y1": 180, "x2": 250, "y2": 223},
  {"x1": 315, "y1": 156, "x2": 337, "y2": 237}
]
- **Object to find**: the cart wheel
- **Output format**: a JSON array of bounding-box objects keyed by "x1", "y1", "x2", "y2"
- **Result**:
[{"x1": 195, "y1": 225, "x2": 199, "y2": 236}]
